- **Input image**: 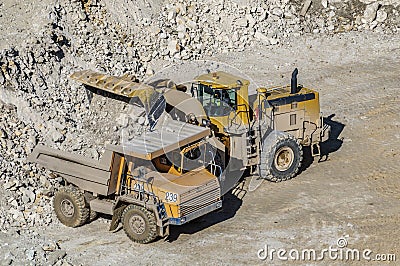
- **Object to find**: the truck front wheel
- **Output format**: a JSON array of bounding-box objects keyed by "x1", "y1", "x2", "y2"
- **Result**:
[
  {"x1": 53, "y1": 186, "x2": 89, "y2": 227},
  {"x1": 122, "y1": 205, "x2": 157, "y2": 244},
  {"x1": 259, "y1": 132, "x2": 303, "y2": 182}
]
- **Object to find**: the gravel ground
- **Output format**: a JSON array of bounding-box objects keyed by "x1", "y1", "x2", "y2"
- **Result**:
[{"x1": 0, "y1": 0, "x2": 399, "y2": 265}]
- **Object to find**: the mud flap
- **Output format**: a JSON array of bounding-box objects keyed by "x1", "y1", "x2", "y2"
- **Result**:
[{"x1": 109, "y1": 205, "x2": 126, "y2": 231}]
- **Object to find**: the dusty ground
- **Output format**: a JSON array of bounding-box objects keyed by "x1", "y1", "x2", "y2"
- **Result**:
[
  {"x1": 1, "y1": 0, "x2": 400, "y2": 264},
  {"x1": 2, "y1": 32, "x2": 398, "y2": 265}
]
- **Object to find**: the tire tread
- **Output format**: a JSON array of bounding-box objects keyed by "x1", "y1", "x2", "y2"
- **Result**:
[
  {"x1": 53, "y1": 186, "x2": 89, "y2": 227},
  {"x1": 122, "y1": 205, "x2": 157, "y2": 244}
]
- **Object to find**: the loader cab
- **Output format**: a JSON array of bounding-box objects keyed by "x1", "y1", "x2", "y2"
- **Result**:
[
  {"x1": 196, "y1": 83, "x2": 237, "y2": 117},
  {"x1": 192, "y1": 71, "x2": 251, "y2": 133}
]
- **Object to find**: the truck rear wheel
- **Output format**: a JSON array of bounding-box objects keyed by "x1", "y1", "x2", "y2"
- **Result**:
[
  {"x1": 53, "y1": 186, "x2": 89, "y2": 227},
  {"x1": 259, "y1": 132, "x2": 302, "y2": 182},
  {"x1": 122, "y1": 205, "x2": 157, "y2": 244}
]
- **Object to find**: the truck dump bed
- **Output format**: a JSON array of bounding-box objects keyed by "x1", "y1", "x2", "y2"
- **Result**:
[
  {"x1": 28, "y1": 119, "x2": 210, "y2": 196},
  {"x1": 109, "y1": 118, "x2": 210, "y2": 160},
  {"x1": 27, "y1": 145, "x2": 114, "y2": 195}
]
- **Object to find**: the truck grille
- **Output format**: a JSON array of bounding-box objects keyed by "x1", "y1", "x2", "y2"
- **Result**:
[{"x1": 179, "y1": 179, "x2": 221, "y2": 217}]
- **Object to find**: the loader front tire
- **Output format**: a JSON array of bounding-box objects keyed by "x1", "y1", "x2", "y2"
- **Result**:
[
  {"x1": 122, "y1": 205, "x2": 157, "y2": 244},
  {"x1": 259, "y1": 132, "x2": 302, "y2": 182},
  {"x1": 53, "y1": 186, "x2": 89, "y2": 227}
]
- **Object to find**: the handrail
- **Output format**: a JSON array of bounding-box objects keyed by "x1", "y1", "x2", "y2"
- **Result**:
[
  {"x1": 257, "y1": 97, "x2": 273, "y2": 130},
  {"x1": 227, "y1": 103, "x2": 251, "y2": 131},
  {"x1": 122, "y1": 172, "x2": 159, "y2": 204}
]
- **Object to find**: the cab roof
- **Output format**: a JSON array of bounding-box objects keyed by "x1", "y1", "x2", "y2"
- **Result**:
[
  {"x1": 106, "y1": 118, "x2": 210, "y2": 160},
  {"x1": 195, "y1": 71, "x2": 249, "y2": 89}
]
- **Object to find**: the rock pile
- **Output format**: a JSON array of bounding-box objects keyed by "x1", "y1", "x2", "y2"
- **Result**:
[
  {"x1": 94, "y1": 0, "x2": 399, "y2": 58},
  {"x1": 0, "y1": 2, "x2": 145, "y2": 264},
  {"x1": 0, "y1": 100, "x2": 58, "y2": 228}
]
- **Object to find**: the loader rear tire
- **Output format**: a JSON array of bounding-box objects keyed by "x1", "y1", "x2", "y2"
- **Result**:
[
  {"x1": 122, "y1": 205, "x2": 157, "y2": 244},
  {"x1": 53, "y1": 186, "x2": 89, "y2": 227},
  {"x1": 259, "y1": 132, "x2": 302, "y2": 182}
]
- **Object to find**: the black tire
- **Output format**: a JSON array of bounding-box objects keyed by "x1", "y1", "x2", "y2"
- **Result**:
[
  {"x1": 122, "y1": 205, "x2": 157, "y2": 244},
  {"x1": 259, "y1": 131, "x2": 303, "y2": 182},
  {"x1": 83, "y1": 192, "x2": 97, "y2": 222},
  {"x1": 53, "y1": 186, "x2": 89, "y2": 227}
]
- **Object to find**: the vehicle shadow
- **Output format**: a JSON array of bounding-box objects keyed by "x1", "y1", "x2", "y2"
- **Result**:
[
  {"x1": 319, "y1": 114, "x2": 345, "y2": 162},
  {"x1": 165, "y1": 180, "x2": 246, "y2": 242},
  {"x1": 298, "y1": 145, "x2": 314, "y2": 174}
]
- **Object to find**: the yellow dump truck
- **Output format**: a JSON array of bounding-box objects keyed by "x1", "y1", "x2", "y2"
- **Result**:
[{"x1": 28, "y1": 118, "x2": 222, "y2": 243}]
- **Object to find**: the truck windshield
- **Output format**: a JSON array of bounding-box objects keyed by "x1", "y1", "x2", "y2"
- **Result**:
[
  {"x1": 169, "y1": 142, "x2": 216, "y2": 173},
  {"x1": 193, "y1": 83, "x2": 237, "y2": 117}
]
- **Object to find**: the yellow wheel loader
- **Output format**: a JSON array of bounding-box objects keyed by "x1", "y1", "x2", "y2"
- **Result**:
[{"x1": 191, "y1": 68, "x2": 330, "y2": 186}]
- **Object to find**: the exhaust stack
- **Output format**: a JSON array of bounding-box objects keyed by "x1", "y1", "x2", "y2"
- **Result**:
[{"x1": 291, "y1": 68, "x2": 299, "y2": 94}]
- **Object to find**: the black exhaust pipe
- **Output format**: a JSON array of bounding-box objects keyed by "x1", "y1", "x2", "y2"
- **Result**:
[{"x1": 291, "y1": 68, "x2": 298, "y2": 94}]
